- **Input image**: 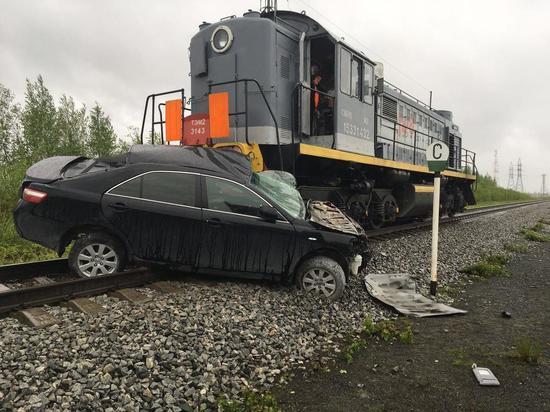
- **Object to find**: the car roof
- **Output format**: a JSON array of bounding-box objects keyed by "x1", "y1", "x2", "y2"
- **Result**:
[{"x1": 127, "y1": 144, "x2": 252, "y2": 183}]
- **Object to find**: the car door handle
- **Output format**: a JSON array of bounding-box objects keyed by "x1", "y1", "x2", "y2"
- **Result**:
[
  {"x1": 206, "y1": 218, "x2": 223, "y2": 227},
  {"x1": 109, "y1": 202, "x2": 128, "y2": 212}
]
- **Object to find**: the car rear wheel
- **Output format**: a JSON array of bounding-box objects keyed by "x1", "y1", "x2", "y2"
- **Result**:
[
  {"x1": 69, "y1": 233, "x2": 126, "y2": 278},
  {"x1": 296, "y1": 256, "x2": 346, "y2": 300}
]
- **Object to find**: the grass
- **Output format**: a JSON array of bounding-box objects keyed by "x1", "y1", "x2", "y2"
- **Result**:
[
  {"x1": 466, "y1": 199, "x2": 532, "y2": 210},
  {"x1": 218, "y1": 391, "x2": 280, "y2": 412},
  {"x1": 341, "y1": 317, "x2": 414, "y2": 364},
  {"x1": 504, "y1": 243, "x2": 529, "y2": 253},
  {"x1": 448, "y1": 348, "x2": 503, "y2": 368},
  {"x1": 363, "y1": 316, "x2": 414, "y2": 344},
  {"x1": 473, "y1": 174, "x2": 532, "y2": 204},
  {"x1": 521, "y1": 221, "x2": 550, "y2": 242},
  {"x1": 343, "y1": 337, "x2": 367, "y2": 364},
  {"x1": 460, "y1": 254, "x2": 510, "y2": 278},
  {"x1": 0, "y1": 159, "x2": 61, "y2": 265},
  {"x1": 0, "y1": 210, "x2": 58, "y2": 265},
  {"x1": 514, "y1": 338, "x2": 543, "y2": 364}
]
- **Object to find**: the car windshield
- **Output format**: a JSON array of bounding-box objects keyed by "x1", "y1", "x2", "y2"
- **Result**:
[{"x1": 250, "y1": 171, "x2": 306, "y2": 220}]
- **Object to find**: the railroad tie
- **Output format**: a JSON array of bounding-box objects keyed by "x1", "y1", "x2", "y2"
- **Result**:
[
  {"x1": 108, "y1": 288, "x2": 151, "y2": 303},
  {"x1": 62, "y1": 297, "x2": 106, "y2": 315},
  {"x1": 148, "y1": 281, "x2": 184, "y2": 294},
  {"x1": 11, "y1": 307, "x2": 59, "y2": 328}
]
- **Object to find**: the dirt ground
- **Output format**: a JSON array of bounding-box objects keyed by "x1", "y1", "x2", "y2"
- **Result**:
[{"x1": 274, "y1": 243, "x2": 550, "y2": 412}]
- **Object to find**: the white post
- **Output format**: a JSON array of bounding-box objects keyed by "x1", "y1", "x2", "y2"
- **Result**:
[{"x1": 430, "y1": 171, "x2": 441, "y2": 296}]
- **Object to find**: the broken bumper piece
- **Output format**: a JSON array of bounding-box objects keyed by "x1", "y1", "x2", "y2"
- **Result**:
[
  {"x1": 364, "y1": 273, "x2": 467, "y2": 317},
  {"x1": 349, "y1": 254, "x2": 362, "y2": 276}
]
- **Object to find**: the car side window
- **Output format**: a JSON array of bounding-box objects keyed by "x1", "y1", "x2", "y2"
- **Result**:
[
  {"x1": 205, "y1": 176, "x2": 268, "y2": 217},
  {"x1": 110, "y1": 172, "x2": 196, "y2": 207}
]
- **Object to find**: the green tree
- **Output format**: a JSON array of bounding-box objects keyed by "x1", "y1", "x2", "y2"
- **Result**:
[
  {"x1": 0, "y1": 83, "x2": 22, "y2": 163},
  {"x1": 20, "y1": 75, "x2": 59, "y2": 161},
  {"x1": 56, "y1": 95, "x2": 88, "y2": 155},
  {"x1": 88, "y1": 103, "x2": 117, "y2": 157}
]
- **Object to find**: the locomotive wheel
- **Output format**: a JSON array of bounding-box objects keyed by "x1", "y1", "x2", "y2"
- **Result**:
[
  {"x1": 367, "y1": 194, "x2": 398, "y2": 230},
  {"x1": 368, "y1": 211, "x2": 385, "y2": 230}
]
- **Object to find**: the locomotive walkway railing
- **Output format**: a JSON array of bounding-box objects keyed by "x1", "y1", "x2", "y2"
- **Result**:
[
  {"x1": 376, "y1": 113, "x2": 476, "y2": 175},
  {"x1": 140, "y1": 88, "x2": 190, "y2": 145},
  {"x1": 208, "y1": 78, "x2": 284, "y2": 170}
]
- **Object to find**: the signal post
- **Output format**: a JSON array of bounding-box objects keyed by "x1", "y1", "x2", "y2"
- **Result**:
[{"x1": 426, "y1": 142, "x2": 449, "y2": 296}]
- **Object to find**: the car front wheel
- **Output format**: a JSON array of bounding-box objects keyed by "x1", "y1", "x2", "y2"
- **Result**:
[
  {"x1": 296, "y1": 256, "x2": 346, "y2": 300},
  {"x1": 69, "y1": 232, "x2": 126, "y2": 278}
]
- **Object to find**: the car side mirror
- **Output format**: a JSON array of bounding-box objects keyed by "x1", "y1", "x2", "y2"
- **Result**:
[{"x1": 259, "y1": 205, "x2": 279, "y2": 222}]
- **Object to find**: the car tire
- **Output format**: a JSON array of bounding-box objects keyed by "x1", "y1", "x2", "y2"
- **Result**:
[
  {"x1": 296, "y1": 256, "x2": 346, "y2": 300},
  {"x1": 69, "y1": 232, "x2": 126, "y2": 278}
]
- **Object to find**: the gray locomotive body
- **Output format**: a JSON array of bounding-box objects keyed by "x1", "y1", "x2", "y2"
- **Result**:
[{"x1": 187, "y1": 8, "x2": 476, "y2": 228}]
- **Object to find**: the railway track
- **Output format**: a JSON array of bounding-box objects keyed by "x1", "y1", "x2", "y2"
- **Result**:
[
  {"x1": 368, "y1": 200, "x2": 546, "y2": 241},
  {"x1": 0, "y1": 200, "x2": 544, "y2": 321}
]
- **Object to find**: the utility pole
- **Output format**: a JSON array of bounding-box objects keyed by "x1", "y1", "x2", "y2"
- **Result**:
[
  {"x1": 493, "y1": 150, "x2": 499, "y2": 186},
  {"x1": 507, "y1": 162, "x2": 515, "y2": 190},
  {"x1": 542, "y1": 174, "x2": 547, "y2": 197},
  {"x1": 515, "y1": 158, "x2": 524, "y2": 192}
]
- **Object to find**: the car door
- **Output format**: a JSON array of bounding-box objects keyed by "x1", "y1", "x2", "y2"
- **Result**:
[
  {"x1": 102, "y1": 171, "x2": 202, "y2": 270},
  {"x1": 198, "y1": 174, "x2": 296, "y2": 278}
]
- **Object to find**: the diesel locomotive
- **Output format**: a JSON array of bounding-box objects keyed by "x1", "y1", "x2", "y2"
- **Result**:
[{"x1": 140, "y1": 3, "x2": 477, "y2": 229}]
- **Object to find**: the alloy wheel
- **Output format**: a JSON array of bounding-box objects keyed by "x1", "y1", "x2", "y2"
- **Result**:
[{"x1": 77, "y1": 243, "x2": 118, "y2": 277}]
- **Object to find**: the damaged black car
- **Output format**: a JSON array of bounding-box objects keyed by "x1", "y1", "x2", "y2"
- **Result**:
[{"x1": 14, "y1": 145, "x2": 367, "y2": 300}]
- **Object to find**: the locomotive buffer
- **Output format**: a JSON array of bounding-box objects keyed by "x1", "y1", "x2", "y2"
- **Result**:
[{"x1": 427, "y1": 142, "x2": 450, "y2": 296}]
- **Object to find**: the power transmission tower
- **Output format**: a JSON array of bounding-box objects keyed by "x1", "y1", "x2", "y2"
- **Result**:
[
  {"x1": 515, "y1": 158, "x2": 524, "y2": 192},
  {"x1": 507, "y1": 162, "x2": 515, "y2": 189},
  {"x1": 542, "y1": 174, "x2": 547, "y2": 197},
  {"x1": 493, "y1": 150, "x2": 499, "y2": 185}
]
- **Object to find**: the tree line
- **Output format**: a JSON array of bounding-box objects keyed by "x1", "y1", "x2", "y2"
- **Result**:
[{"x1": 0, "y1": 75, "x2": 129, "y2": 165}]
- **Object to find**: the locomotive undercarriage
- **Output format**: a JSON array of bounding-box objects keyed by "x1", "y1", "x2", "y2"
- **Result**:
[{"x1": 295, "y1": 164, "x2": 469, "y2": 229}]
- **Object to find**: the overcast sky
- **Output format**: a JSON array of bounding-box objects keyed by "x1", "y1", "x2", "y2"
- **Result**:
[{"x1": 1, "y1": 0, "x2": 549, "y2": 192}]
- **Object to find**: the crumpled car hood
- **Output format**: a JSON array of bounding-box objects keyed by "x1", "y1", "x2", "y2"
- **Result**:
[{"x1": 308, "y1": 201, "x2": 365, "y2": 236}]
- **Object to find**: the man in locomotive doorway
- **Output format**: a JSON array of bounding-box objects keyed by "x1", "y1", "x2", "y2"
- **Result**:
[{"x1": 311, "y1": 73, "x2": 322, "y2": 136}]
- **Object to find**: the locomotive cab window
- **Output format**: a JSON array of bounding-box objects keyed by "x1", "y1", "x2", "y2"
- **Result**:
[
  {"x1": 340, "y1": 48, "x2": 351, "y2": 95},
  {"x1": 363, "y1": 64, "x2": 373, "y2": 104},
  {"x1": 351, "y1": 57, "x2": 361, "y2": 98}
]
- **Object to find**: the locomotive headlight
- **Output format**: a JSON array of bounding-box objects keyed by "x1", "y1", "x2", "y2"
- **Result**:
[{"x1": 211, "y1": 26, "x2": 233, "y2": 53}]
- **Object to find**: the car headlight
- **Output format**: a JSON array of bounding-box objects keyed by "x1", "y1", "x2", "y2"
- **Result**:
[{"x1": 211, "y1": 26, "x2": 233, "y2": 53}]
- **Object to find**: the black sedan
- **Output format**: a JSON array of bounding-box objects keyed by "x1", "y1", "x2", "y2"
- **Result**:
[{"x1": 14, "y1": 145, "x2": 366, "y2": 300}]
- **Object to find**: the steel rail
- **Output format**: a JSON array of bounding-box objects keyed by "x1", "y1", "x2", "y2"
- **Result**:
[
  {"x1": 0, "y1": 268, "x2": 160, "y2": 315},
  {"x1": 368, "y1": 200, "x2": 546, "y2": 241},
  {"x1": 0, "y1": 258, "x2": 69, "y2": 282}
]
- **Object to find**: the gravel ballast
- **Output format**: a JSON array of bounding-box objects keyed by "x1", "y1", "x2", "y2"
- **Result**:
[{"x1": 0, "y1": 204, "x2": 548, "y2": 411}]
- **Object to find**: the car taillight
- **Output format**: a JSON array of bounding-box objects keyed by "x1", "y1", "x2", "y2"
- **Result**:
[{"x1": 23, "y1": 188, "x2": 48, "y2": 204}]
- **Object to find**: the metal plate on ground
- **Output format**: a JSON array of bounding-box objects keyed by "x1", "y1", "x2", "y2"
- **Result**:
[
  {"x1": 364, "y1": 273, "x2": 467, "y2": 318},
  {"x1": 149, "y1": 281, "x2": 183, "y2": 294},
  {"x1": 62, "y1": 298, "x2": 106, "y2": 315},
  {"x1": 108, "y1": 288, "x2": 151, "y2": 303},
  {"x1": 11, "y1": 307, "x2": 59, "y2": 328}
]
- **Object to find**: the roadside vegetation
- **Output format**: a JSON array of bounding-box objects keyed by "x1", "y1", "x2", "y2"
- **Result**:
[
  {"x1": 342, "y1": 316, "x2": 414, "y2": 364},
  {"x1": 472, "y1": 174, "x2": 532, "y2": 205},
  {"x1": 513, "y1": 337, "x2": 543, "y2": 364},
  {"x1": 0, "y1": 78, "x2": 134, "y2": 264},
  {"x1": 460, "y1": 254, "x2": 511, "y2": 279},
  {"x1": 521, "y1": 220, "x2": 550, "y2": 242}
]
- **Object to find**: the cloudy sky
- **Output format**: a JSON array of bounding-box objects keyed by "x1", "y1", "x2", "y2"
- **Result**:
[{"x1": 1, "y1": 0, "x2": 549, "y2": 192}]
